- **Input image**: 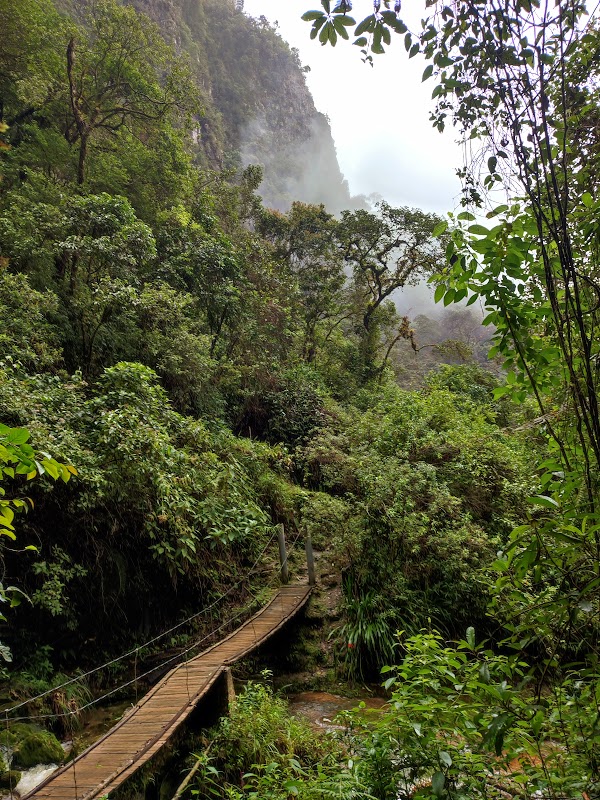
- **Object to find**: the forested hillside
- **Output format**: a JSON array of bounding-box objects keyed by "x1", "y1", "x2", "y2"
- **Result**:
[
  {"x1": 0, "y1": 0, "x2": 518, "y2": 667},
  {"x1": 2, "y1": 0, "x2": 593, "y2": 797}
]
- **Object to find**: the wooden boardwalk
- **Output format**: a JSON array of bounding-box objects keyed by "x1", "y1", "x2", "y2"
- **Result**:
[{"x1": 22, "y1": 585, "x2": 311, "y2": 800}]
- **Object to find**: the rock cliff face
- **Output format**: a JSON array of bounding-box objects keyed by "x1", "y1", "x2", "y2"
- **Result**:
[{"x1": 126, "y1": 0, "x2": 362, "y2": 211}]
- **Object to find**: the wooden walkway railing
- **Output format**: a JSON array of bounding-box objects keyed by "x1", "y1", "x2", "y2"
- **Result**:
[{"x1": 22, "y1": 584, "x2": 311, "y2": 800}]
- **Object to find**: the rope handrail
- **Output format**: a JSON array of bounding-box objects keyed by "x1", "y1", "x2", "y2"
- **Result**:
[
  {"x1": 4, "y1": 525, "x2": 282, "y2": 716},
  {"x1": 6, "y1": 570, "x2": 284, "y2": 723}
]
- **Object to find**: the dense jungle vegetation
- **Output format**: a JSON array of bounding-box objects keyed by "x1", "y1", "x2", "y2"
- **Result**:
[{"x1": 0, "y1": 0, "x2": 598, "y2": 797}]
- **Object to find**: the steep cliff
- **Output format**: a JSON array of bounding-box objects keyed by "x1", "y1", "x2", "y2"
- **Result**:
[{"x1": 127, "y1": 0, "x2": 362, "y2": 211}]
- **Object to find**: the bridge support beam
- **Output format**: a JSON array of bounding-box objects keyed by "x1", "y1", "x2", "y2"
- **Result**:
[{"x1": 225, "y1": 667, "x2": 236, "y2": 705}]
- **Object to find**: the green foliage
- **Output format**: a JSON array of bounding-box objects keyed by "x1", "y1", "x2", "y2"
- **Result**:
[
  {"x1": 31, "y1": 546, "x2": 86, "y2": 621},
  {"x1": 88, "y1": 362, "x2": 270, "y2": 556},
  {"x1": 0, "y1": 362, "x2": 278, "y2": 659},
  {"x1": 258, "y1": 202, "x2": 345, "y2": 364},
  {"x1": 332, "y1": 581, "x2": 396, "y2": 682},
  {"x1": 263, "y1": 369, "x2": 326, "y2": 447},
  {"x1": 298, "y1": 4, "x2": 600, "y2": 797},
  {"x1": 63, "y1": 0, "x2": 197, "y2": 184},
  {"x1": 194, "y1": 675, "x2": 367, "y2": 800},
  {"x1": 302, "y1": 0, "x2": 357, "y2": 47},
  {"x1": 345, "y1": 629, "x2": 599, "y2": 799},
  {"x1": 433, "y1": 202, "x2": 600, "y2": 505},
  {"x1": 0, "y1": 420, "x2": 75, "y2": 662},
  {"x1": 302, "y1": 380, "x2": 534, "y2": 647},
  {"x1": 301, "y1": 0, "x2": 405, "y2": 57},
  {"x1": 0, "y1": 270, "x2": 61, "y2": 371},
  {"x1": 211, "y1": 677, "x2": 326, "y2": 775},
  {"x1": 0, "y1": 11, "x2": 550, "y2": 791},
  {"x1": 0, "y1": 191, "x2": 158, "y2": 373},
  {"x1": 299, "y1": 491, "x2": 354, "y2": 551},
  {"x1": 155, "y1": 209, "x2": 244, "y2": 359},
  {"x1": 7, "y1": 667, "x2": 91, "y2": 728},
  {"x1": 490, "y1": 493, "x2": 600, "y2": 665},
  {"x1": 337, "y1": 202, "x2": 445, "y2": 380},
  {"x1": 133, "y1": 282, "x2": 224, "y2": 416},
  {"x1": 0, "y1": 0, "x2": 65, "y2": 113},
  {"x1": 424, "y1": 364, "x2": 503, "y2": 406}
]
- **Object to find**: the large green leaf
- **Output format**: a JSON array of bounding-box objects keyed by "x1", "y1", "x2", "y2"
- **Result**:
[
  {"x1": 301, "y1": 10, "x2": 324, "y2": 20},
  {"x1": 431, "y1": 771, "x2": 445, "y2": 796}
]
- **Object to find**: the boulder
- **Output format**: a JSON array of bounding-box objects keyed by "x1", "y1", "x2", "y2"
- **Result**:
[{"x1": 12, "y1": 730, "x2": 64, "y2": 769}]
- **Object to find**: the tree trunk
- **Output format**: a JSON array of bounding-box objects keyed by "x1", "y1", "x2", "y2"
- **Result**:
[
  {"x1": 67, "y1": 36, "x2": 89, "y2": 185},
  {"x1": 77, "y1": 133, "x2": 88, "y2": 185}
]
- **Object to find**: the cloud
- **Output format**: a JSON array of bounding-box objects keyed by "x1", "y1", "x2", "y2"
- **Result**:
[{"x1": 240, "y1": 112, "x2": 368, "y2": 213}]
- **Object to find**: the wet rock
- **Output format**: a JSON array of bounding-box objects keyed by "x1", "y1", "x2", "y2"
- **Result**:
[{"x1": 0, "y1": 723, "x2": 37, "y2": 750}]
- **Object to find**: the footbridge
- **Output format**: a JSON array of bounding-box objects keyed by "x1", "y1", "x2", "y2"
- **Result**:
[{"x1": 19, "y1": 583, "x2": 312, "y2": 800}]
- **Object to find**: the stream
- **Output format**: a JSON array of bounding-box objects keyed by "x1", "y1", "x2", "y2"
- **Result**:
[{"x1": 288, "y1": 690, "x2": 387, "y2": 730}]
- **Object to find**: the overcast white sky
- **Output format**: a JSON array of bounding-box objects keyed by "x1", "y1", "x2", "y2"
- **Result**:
[{"x1": 243, "y1": 0, "x2": 463, "y2": 214}]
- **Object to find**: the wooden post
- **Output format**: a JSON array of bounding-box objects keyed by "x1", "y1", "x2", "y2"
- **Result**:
[
  {"x1": 224, "y1": 667, "x2": 236, "y2": 706},
  {"x1": 305, "y1": 531, "x2": 316, "y2": 586},
  {"x1": 277, "y1": 523, "x2": 289, "y2": 584}
]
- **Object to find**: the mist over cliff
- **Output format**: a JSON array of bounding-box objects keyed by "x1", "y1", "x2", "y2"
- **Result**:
[{"x1": 122, "y1": 0, "x2": 363, "y2": 212}]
